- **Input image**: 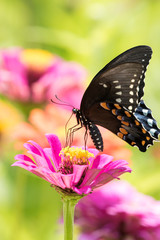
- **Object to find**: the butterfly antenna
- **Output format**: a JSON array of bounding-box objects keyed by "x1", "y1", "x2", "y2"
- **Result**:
[{"x1": 51, "y1": 95, "x2": 74, "y2": 109}]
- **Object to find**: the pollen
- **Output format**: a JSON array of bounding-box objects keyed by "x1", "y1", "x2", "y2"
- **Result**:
[{"x1": 59, "y1": 146, "x2": 94, "y2": 165}]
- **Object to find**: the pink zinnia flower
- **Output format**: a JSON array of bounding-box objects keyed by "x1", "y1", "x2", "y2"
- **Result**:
[
  {"x1": 12, "y1": 134, "x2": 131, "y2": 195},
  {"x1": 75, "y1": 181, "x2": 160, "y2": 240},
  {"x1": 0, "y1": 48, "x2": 86, "y2": 107}
]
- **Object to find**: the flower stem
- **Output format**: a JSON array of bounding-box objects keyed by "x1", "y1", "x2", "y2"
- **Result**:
[
  {"x1": 52, "y1": 186, "x2": 85, "y2": 240},
  {"x1": 63, "y1": 198, "x2": 76, "y2": 240}
]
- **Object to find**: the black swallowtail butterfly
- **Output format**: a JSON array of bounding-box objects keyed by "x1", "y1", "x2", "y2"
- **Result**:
[{"x1": 71, "y1": 46, "x2": 160, "y2": 152}]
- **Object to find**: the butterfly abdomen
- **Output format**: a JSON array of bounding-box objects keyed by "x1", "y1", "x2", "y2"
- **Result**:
[{"x1": 88, "y1": 122, "x2": 103, "y2": 151}]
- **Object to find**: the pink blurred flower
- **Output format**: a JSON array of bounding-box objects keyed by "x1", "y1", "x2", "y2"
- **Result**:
[
  {"x1": 12, "y1": 134, "x2": 131, "y2": 195},
  {"x1": 75, "y1": 181, "x2": 160, "y2": 240},
  {"x1": 0, "y1": 48, "x2": 86, "y2": 107}
]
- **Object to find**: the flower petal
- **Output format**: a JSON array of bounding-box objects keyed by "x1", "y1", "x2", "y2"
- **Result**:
[
  {"x1": 61, "y1": 174, "x2": 74, "y2": 189},
  {"x1": 24, "y1": 142, "x2": 42, "y2": 155},
  {"x1": 73, "y1": 165, "x2": 88, "y2": 185},
  {"x1": 91, "y1": 154, "x2": 113, "y2": 169},
  {"x1": 11, "y1": 160, "x2": 36, "y2": 171},
  {"x1": 26, "y1": 140, "x2": 54, "y2": 171},
  {"x1": 45, "y1": 134, "x2": 61, "y2": 169},
  {"x1": 91, "y1": 164, "x2": 132, "y2": 189},
  {"x1": 14, "y1": 154, "x2": 35, "y2": 164},
  {"x1": 79, "y1": 169, "x2": 102, "y2": 188},
  {"x1": 49, "y1": 172, "x2": 66, "y2": 188}
]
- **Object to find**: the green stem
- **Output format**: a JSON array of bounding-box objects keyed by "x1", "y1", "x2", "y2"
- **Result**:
[
  {"x1": 52, "y1": 186, "x2": 86, "y2": 240},
  {"x1": 63, "y1": 198, "x2": 76, "y2": 240}
]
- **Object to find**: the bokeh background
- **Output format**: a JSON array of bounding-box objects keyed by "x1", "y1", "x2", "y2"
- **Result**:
[{"x1": 1, "y1": 0, "x2": 160, "y2": 239}]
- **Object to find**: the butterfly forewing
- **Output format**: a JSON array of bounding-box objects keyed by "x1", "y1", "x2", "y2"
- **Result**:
[
  {"x1": 96, "y1": 63, "x2": 146, "y2": 112},
  {"x1": 81, "y1": 46, "x2": 152, "y2": 114},
  {"x1": 93, "y1": 45, "x2": 152, "y2": 73}
]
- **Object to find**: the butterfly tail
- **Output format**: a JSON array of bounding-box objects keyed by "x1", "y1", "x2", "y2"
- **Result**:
[{"x1": 134, "y1": 100, "x2": 160, "y2": 140}]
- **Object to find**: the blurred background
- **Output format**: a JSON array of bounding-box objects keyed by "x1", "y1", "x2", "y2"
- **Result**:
[{"x1": 1, "y1": 0, "x2": 160, "y2": 239}]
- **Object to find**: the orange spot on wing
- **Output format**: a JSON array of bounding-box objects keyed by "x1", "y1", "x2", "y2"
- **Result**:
[
  {"x1": 125, "y1": 111, "x2": 131, "y2": 117},
  {"x1": 142, "y1": 128, "x2": 147, "y2": 134},
  {"x1": 114, "y1": 104, "x2": 121, "y2": 109},
  {"x1": 117, "y1": 116, "x2": 122, "y2": 121},
  {"x1": 131, "y1": 141, "x2": 136, "y2": 146},
  {"x1": 121, "y1": 121, "x2": 129, "y2": 126},
  {"x1": 135, "y1": 120, "x2": 140, "y2": 126},
  {"x1": 142, "y1": 140, "x2": 146, "y2": 146},
  {"x1": 146, "y1": 136, "x2": 150, "y2": 141},
  {"x1": 117, "y1": 115, "x2": 122, "y2": 120},
  {"x1": 112, "y1": 109, "x2": 117, "y2": 115},
  {"x1": 117, "y1": 132, "x2": 123, "y2": 139},
  {"x1": 100, "y1": 102, "x2": 110, "y2": 110},
  {"x1": 120, "y1": 128, "x2": 128, "y2": 135}
]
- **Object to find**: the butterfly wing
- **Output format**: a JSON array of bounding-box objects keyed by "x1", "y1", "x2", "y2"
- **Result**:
[
  {"x1": 81, "y1": 45, "x2": 152, "y2": 113},
  {"x1": 87, "y1": 100, "x2": 159, "y2": 152},
  {"x1": 134, "y1": 100, "x2": 160, "y2": 140},
  {"x1": 80, "y1": 45, "x2": 160, "y2": 151}
]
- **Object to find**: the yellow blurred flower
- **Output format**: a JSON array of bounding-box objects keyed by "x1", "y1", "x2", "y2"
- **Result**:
[{"x1": 0, "y1": 100, "x2": 23, "y2": 151}]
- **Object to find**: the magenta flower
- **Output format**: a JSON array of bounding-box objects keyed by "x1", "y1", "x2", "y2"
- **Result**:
[
  {"x1": 12, "y1": 134, "x2": 131, "y2": 195},
  {"x1": 0, "y1": 48, "x2": 86, "y2": 107},
  {"x1": 75, "y1": 181, "x2": 160, "y2": 240}
]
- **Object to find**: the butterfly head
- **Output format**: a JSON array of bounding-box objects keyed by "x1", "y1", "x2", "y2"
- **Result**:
[
  {"x1": 72, "y1": 108, "x2": 79, "y2": 114},
  {"x1": 72, "y1": 108, "x2": 84, "y2": 125}
]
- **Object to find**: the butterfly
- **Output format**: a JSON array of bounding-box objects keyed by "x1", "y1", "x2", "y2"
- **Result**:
[{"x1": 69, "y1": 45, "x2": 160, "y2": 152}]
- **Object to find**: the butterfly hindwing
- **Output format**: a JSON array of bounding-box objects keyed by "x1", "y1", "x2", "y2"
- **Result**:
[
  {"x1": 134, "y1": 100, "x2": 160, "y2": 140},
  {"x1": 86, "y1": 101, "x2": 158, "y2": 152}
]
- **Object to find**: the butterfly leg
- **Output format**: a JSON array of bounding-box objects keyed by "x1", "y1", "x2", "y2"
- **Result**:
[
  {"x1": 84, "y1": 127, "x2": 88, "y2": 150},
  {"x1": 69, "y1": 125, "x2": 83, "y2": 146},
  {"x1": 65, "y1": 112, "x2": 74, "y2": 143},
  {"x1": 65, "y1": 123, "x2": 81, "y2": 147}
]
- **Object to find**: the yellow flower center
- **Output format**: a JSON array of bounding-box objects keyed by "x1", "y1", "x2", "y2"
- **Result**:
[
  {"x1": 60, "y1": 146, "x2": 94, "y2": 165},
  {"x1": 20, "y1": 49, "x2": 55, "y2": 73}
]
